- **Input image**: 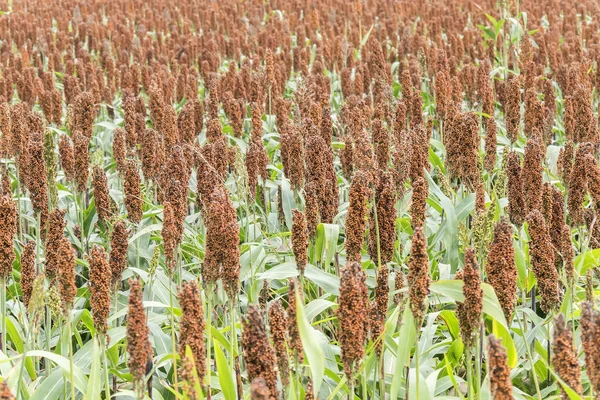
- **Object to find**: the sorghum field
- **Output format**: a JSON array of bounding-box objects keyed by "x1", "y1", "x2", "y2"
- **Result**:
[{"x1": 3, "y1": 0, "x2": 600, "y2": 399}]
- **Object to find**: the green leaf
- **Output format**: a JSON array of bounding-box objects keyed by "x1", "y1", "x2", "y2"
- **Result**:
[
  {"x1": 391, "y1": 304, "x2": 416, "y2": 400},
  {"x1": 27, "y1": 350, "x2": 88, "y2": 393},
  {"x1": 295, "y1": 286, "x2": 325, "y2": 394},
  {"x1": 84, "y1": 339, "x2": 102, "y2": 400},
  {"x1": 29, "y1": 370, "x2": 64, "y2": 400},
  {"x1": 514, "y1": 241, "x2": 528, "y2": 290},
  {"x1": 429, "y1": 280, "x2": 509, "y2": 329},
  {"x1": 315, "y1": 223, "x2": 339, "y2": 268},
  {"x1": 492, "y1": 319, "x2": 517, "y2": 368},
  {"x1": 575, "y1": 248, "x2": 600, "y2": 275},
  {"x1": 281, "y1": 178, "x2": 296, "y2": 229},
  {"x1": 214, "y1": 340, "x2": 236, "y2": 400},
  {"x1": 425, "y1": 171, "x2": 459, "y2": 270}
]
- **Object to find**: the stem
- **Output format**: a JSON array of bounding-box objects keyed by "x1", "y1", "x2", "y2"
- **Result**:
[
  {"x1": 169, "y1": 272, "x2": 179, "y2": 393},
  {"x1": 205, "y1": 287, "x2": 212, "y2": 394},
  {"x1": 1, "y1": 282, "x2": 5, "y2": 356},
  {"x1": 414, "y1": 329, "x2": 420, "y2": 400},
  {"x1": 517, "y1": 311, "x2": 542, "y2": 400},
  {"x1": 466, "y1": 348, "x2": 474, "y2": 400},
  {"x1": 67, "y1": 310, "x2": 76, "y2": 399},
  {"x1": 101, "y1": 334, "x2": 111, "y2": 400}
]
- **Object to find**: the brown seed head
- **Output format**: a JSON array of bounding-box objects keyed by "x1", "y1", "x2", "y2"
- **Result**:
[
  {"x1": 204, "y1": 187, "x2": 240, "y2": 297},
  {"x1": 568, "y1": 143, "x2": 593, "y2": 225},
  {"x1": 486, "y1": 218, "x2": 517, "y2": 321},
  {"x1": 57, "y1": 238, "x2": 76, "y2": 314},
  {"x1": 0, "y1": 195, "x2": 17, "y2": 280},
  {"x1": 410, "y1": 176, "x2": 428, "y2": 230},
  {"x1": 526, "y1": 210, "x2": 560, "y2": 312},
  {"x1": 127, "y1": 278, "x2": 152, "y2": 390},
  {"x1": 368, "y1": 170, "x2": 397, "y2": 265},
  {"x1": 345, "y1": 171, "x2": 371, "y2": 263},
  {"x1": 268, "y1": 299, "x2": 289, "y2": 386},
  {"x1": 291, "y1": 209, "x2": 308, "y2": 275},
  {"x1": 338, "y1": 261, "x2": 368, "y2": 380},
  {"x1": 243, "y1": 305, "x2": 279, "y2": 399},
  {"x1": 523, "y1": 135, "x2": 543, "y2": 214},
  {"x1": 112, "y1": 128, "x2": 127, "y2": 174},
  {"x1": 109, "y1": 220, "x2": 129, "y2": 286},
  {"x1": 506, "y1": 152, "x2": 525, "y2": 226},
  {"x1": 92, "y1": 166, "x2": 112, "y2": 222},
  {"x1": 581, "y1": 301, "x2": 600, "y2": 394},
  {"x1": 58, "y1": 135, "x2": 75, "y2": 182},
  {"x1": 88, "y1": 245, "x2": 111, "y2": 336},
  {"x1": 552, "y1": 315, "x2": 582, "y2": 398},
  {"x1": 456, "y1": 248, "x2": 483, "y2": 348},
  {"x1": 20, "y1": 241, "x2": 36, "y2": 310},
  {"x1": 124, "y1": 159, "x2": 143, "y2": 224},
  {"x1": 487, "y1": 335, "x2": 514, "y2": 400},
  {"x1": 408, "y1": 226, "x2": 430, "y2": 324},
  {"x1": 178, "y1": 280, "x2": 206, "y2": 384}
]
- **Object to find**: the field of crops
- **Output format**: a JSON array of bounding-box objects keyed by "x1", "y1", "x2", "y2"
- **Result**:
[{"x1": 2, "y1": 0, "x2": 600, "y2": 398}]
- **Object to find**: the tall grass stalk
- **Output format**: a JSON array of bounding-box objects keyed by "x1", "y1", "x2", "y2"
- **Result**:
[{"x1": 169, "y1": 272, "x2": 179, "y2": 393}]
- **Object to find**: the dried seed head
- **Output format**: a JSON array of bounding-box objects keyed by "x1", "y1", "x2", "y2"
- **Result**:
[
  {"x1": 487, "y1": 335, "x2": 514, "y2": 400},
  {"x1": 242, "y1": 305, "x2": 279, "y2": 399},
  {"x1": 250, "y1": 378, "x2": 270, "y2": 400},
  {"x1": 127, "y1": 279, "x2": 151, "y2": 391},
  {"x1": 552, "y1": 315, "x2": 582, "y2": 398},
  {"x1": 268, "y1": 299, "x2": 289, "y2": 386},
  {"x1": 522, "y1": 135, "x2": 543, "y2": 214},
  {"x1": 304, "y1": 182, "x2": 320, "y2": 239},
  {"x1": 445, "y1": 112, "x2": 480, "y2": 189},
  {"x1": 20, "y1": 241, "x2": 36, "y2": 310},
  {"x1": 291, "y1": 209, "x2": 308, "y2": 275},
  {"x1": 338, "y1": 261, "x2": 368, "y2": 380},
  {"x1": 345, "y1": 171, "x2": 371, "y2": 263},
  {"x1": 180, "y1": 352, "x2": 200, "y2": 400},
  {"x1": 141, "y1": 129, "x2": 161, "y2": 182},
  {"x1": 73, "y1": 130, "x2": 90, "y2": 192},
  {"x1": 504, "y1": 75, "x2": 521, "y2": 143},
  {"x1": 526, "y1": 210, "x2": 560, "y2": 312},
  {"x1": 368, "y1": 170, "x2": 397, "y2": 265},
  {"x1": 506, "y1": 152, "x2": 525, "y2": 226},
  {"x1": 410, "y1": 176, "x2": 428, "y2": 229},
  {"x1": 408, "y1": 226, "x2": 430, "y2": 324},
  {"x1": 112, "y1": 128, "x2": 127, "y2": 174},
  {"x1": 246, "y1": 103, "x2": 269, "y2": 198},
  {"x1": 484, "y1": 119, "x2": 497, "y2": 172},
  {"x1": 92, "y1": 166, "x2": 112, "y2": 222},
  {"x1": 282, "y1": 125, "x2": 305, "y2": 190},
  {"x1": 45, "y1": 208, "x2": 66, "y2": 281},
  {"x1": 28, "y1": 132, "x2": 49, "y2": 226},
  {"x1": 558, "y1": 141, "x2": 574, "y2": 185},
  {"x1": 0, "y1": 195, "x2": 17, "y2": 281},
  {"x1": 57, "y1": 238, "x2": 76, "y2": 314},
  {"x1": 486, "y1": 219, "x2": 517, "y2": 320},
  {"x1": 124, "y1": 160, "x2": 143, "y2": 224},
  {"x1": 109, "y1": 220, "x2": 129, "y2": 287},
  {"x1": 161, "y1": 202, "x2": 178, "y2": 274},
  {"x1": 370, "y1": 264, "x2": 389, "y2": 355},
  {"x1": 178, "y1": 280, "x2": 206, "y2": 384},
  {"x1": 0, "y1": 380, "x2": 14, "y2": 399},
  {"x1": 204, "y1": 187, "x2": 240, "y2": 297},
  {"x1": 88, "y1": 246, "x2": 111, "y2": 336},
  {"x1": 567, "y1": 143, "x2": 593, "y2": 226},
  {"x1": 581, "y1": 301, "x2": 600, "y2": 394},
  {"x1": 43, "y1": 131, "x2": 58, "y2": 211},
  {"x1": 456, "y1": 248, "x2": 483, "y2": 348},
  {"x1": 287, "y1": 279, "x2": 304, "y2": 360},
  {"x1": 58, "y1": 135, "x2": 75, "y2": 182}
]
